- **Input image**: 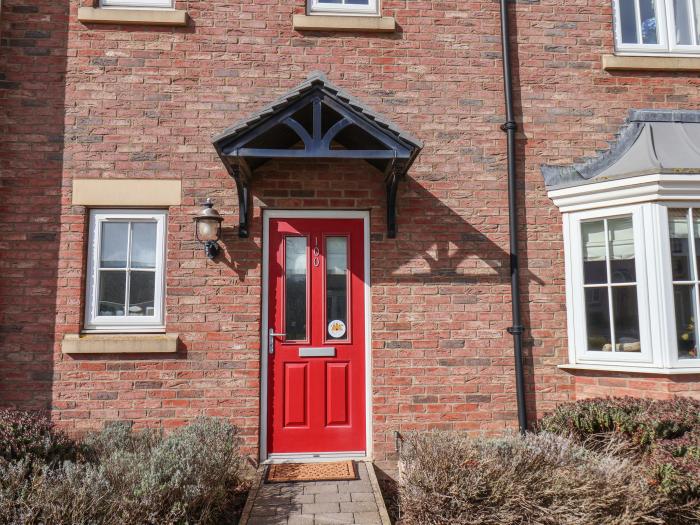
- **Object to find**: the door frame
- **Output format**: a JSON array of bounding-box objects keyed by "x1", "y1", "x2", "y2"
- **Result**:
[{"x1": 260, "y1": 209, "x2": 372, "y2": 463}]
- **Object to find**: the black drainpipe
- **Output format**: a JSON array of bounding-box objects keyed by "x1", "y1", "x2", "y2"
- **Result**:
[{"x1": 498, "y1": 0, "x2": 528, "y2": 433}]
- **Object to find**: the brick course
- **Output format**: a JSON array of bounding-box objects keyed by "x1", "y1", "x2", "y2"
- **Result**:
[{"x1": 1, "y1": 0, "x2": 699, "y2": 465}]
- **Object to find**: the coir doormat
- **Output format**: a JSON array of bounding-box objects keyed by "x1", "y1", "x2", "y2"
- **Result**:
[{"x1": 266, "y1": 460, "x2": 357, "y2": 483}]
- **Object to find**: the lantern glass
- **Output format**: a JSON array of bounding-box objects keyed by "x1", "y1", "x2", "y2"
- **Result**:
[{"x1": 196, "y1": 218, "x2": 221, "y2": 242}]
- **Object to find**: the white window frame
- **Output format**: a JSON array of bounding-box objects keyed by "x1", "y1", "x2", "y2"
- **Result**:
[
  {"x1": 84, "y1": 209, "x2": 167, "y2": 333},
  {"x1": 659, "y1": 203, "x2": 700, "y2": 369},
  {"x1": 99, "y1": 0, "x2": 173, "y2": 10},
  {"x1": 309, "y1": 0, "x2": 379, "y2": 16},
  {"x1": 566, "y1": 205, "x2": 655, "y2": 367},
  {"x1": 613, "y1": 0, "x2": 700, "y2": 55}
]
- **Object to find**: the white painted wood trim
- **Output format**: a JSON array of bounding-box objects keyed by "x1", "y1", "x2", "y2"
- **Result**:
[
  {"x1": 260, "y1": 209, "x2": 372, "y2": 463},
  {"x1": 548, "y1": 174, "x2": 700, "y2": 213},
  {"x1": 265, "y1": 451, "x2": 368, "y2": 464},
  {"x1": 559, "y1": 363, "x2": 700, "y2": 375}
]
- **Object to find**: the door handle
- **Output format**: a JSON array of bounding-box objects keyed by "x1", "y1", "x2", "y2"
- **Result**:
[{"x1": 268, "y1": 328, "x2": 286, "y2": 355}]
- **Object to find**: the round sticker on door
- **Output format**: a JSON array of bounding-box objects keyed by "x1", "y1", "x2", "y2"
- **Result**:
[{"x1": 328, "y1": 320, "x2": 346, "y2": 339}]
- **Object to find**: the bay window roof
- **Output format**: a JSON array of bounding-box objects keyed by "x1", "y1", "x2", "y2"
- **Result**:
[{"x1": 542, "y1": 110, "x2": 700, "y2": 191}]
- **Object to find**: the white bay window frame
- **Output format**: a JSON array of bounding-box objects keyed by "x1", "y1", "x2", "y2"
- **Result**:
[
  {"x1": 84, "y1": 209, "x2": 167, "y2": 333},
  {"x1": 309, "y1": 0, "x2": 379, "y2": 16},
  {"x1": 554, "y1": 174, "x2": 700, "y2": 373},
  {"x1": 565, "y1": 205, "x2": 655, "y2": 367},
  {"x1": 614, "y1": 0, "x2": 700, "y2": 55}
]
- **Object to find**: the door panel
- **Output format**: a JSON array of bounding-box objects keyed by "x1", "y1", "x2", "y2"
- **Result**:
[
  {"x1": 326, "y1": 362, "x2": 350, "y2": 426},
  {"x1": 283, "y1": 363, "x2": 308, "y2": 428},
  {"x1": 268, "y1": 218, "x2": 365, "y2": 454}
]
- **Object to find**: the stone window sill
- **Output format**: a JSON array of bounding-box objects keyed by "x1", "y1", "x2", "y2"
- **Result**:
[
  {"x1": 62, "y1": 333, "x2": 179, "y2": 354},
  {"x1": 292, "y1": 14, "x2": 395, "y2": 33},
  {"x1": 78, "y1": 7, "x2": 188, "y2": 26},
  {"x1": 602, "y1": 54, "x2": 700, "y2": 72},
  {"x1": 559, "y1": 363, "x2": 700, "y2": 375}
]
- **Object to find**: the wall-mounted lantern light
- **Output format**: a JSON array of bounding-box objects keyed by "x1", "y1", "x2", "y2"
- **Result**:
[{"x1": 193, "y1": 198, "x2": 224, "y2": 260}]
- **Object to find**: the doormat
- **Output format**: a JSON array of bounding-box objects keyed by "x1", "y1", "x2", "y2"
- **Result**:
[{"x1": 266, "y1": 461, "x2": 357, "y2": 483}]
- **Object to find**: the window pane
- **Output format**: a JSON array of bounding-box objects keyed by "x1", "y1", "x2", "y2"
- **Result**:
[
  {"x1": 346, "y1": 0, "x2": 370, "y2": 3},
  {"x1": 285, "y1": 237, "x2": 307, "y2": 341},
  {"x1": 326, "y1": 237, "x2": 348, "y2": 340},
  {"x1": 128, "y1": 271, "x2": 155, "y2": 316},
  {"x1": 608, "y1": 217, "x2": 636, "y2": 283},
  {"x1": 620, "y1": 0, "x2": 639, "y2": 43},
  {"x1": 612, "y1": 286, "x2": 641, "y2": 352},
  {"x1": 693, "y1": 211, "x2": 700, "y2": 281},
  {"x1": 639, "y1": 0, "x2": 658, "y2": 44},
  {"x1": 585, "y1": 287, "x2": 611, "y2": 351},
  {"x1": 669, "y1": 209, "x2": 692, "y2": 281},
  {"x1": 100, "y1": 222, "x2": 128, "y2": 268},
  {"x1": 131, "y1": 222, "x2": 157, "y2": 269},
  {"x1": 318, "y1": 0, "x2": 342, "y2": 3},
  {"x1": 582, "y1": 220, "x2": 607, "y2": 284},
  {"x1": 673, "y1": 0, "x2": 696, "y2": 45},
  {"x1": 98, "y1": 271, "x2": 126, "y2": 316},
  {"x1": 674, "y1": 285, "x2": 698, "y2": 359}
]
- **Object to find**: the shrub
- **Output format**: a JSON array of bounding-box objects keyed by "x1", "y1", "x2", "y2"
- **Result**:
[
  {"x1": 540, "y1": 397, "x2": 700, "y2": 502},
  {"x1": 539, "y1": 397, "x2": 700, "y2": 447},
  {"x1": 0, "y1": 416, "x2": 248, "y2": 525},
  {"x1": 399, "y1": 431, "x2": 669, "y2": 525},
  {"x1": 0, "y1": 409, "x2": 77, "y2": 467}
]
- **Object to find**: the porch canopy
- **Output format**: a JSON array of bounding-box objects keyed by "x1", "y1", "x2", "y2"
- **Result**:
[{"x1": 212, "y1": 72, "x2": 422, "y2": 238}]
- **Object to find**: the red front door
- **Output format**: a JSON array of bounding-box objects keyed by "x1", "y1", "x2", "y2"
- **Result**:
[{"x1": 267, "y1": 218, "x2": 366, "y2": 454}]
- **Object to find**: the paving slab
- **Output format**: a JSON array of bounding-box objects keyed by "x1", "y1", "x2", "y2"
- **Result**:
[{"x1": 239, "y1": 462, "x2": 390, "y2": 525}]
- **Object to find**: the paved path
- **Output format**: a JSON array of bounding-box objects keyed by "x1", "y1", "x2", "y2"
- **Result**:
[{"x1": 241, "y1": 462, "x2": 391, "y2": 525}]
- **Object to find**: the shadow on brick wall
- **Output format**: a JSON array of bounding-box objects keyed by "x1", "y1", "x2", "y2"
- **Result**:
[{"x1": 0, "y1": 1, "x2": 70, "y2": 411}]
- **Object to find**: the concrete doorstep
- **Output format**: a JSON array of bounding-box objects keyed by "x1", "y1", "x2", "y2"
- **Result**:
[{"x1": 239, "y1": 461, "x2": 391, "y2": 525}]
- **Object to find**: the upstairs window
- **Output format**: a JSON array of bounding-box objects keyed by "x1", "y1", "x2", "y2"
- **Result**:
[
  {"x1": 100, "y1": 0, "x2": 173, "y2": 8},
  {"x1": 309, "y1": 0, "x2": 379, "y2": 15},
  {"x1": 614, "y1": 0, "x2": 700, "y2": 53},
  {"x1": 85, "y1": 210, "x2": 166, "y2": 332}
]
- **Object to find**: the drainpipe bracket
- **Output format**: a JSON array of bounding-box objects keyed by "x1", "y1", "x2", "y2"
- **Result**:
[
  {"x1": 500, "y1": 121, "x2": 518, "y2": 132},
  {"x1": 507, "y1": 325, "x2": 524, "y2": 335}
]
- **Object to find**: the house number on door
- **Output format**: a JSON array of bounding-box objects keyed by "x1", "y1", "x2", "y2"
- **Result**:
[{"x1": 313, "y1": 237, "x2": 320, "y2": 267}]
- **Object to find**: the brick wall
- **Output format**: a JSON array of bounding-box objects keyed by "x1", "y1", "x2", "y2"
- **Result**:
[
  {"x1": 0, "y1": 1, "x2": 69, "y2": 410},
  {"x1": 2, "y1": 0, "x2": 700, "y2": 465}
]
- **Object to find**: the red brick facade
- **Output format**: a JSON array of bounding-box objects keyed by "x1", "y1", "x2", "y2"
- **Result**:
[{"x1": 1, "y1": 0, "x2": 700, "y2": 465}]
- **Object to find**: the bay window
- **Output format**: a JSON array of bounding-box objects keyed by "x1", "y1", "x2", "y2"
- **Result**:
[
  {"x1": 84, "y1": 210, "x2": 166, "y2": 332},
  {"x1": 614, "y1": 0, "x2": 700, "y2": 53},
  {"x1": 562, "y1": 201, "x2": 700, "y2": 371}
]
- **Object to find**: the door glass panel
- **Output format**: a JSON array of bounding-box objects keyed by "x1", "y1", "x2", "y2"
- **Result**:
[
  {"x1": 582, "y1": 220, "x2": 607, "y2": 284},
  {"x1": 326, "y1": 237, "x2": 348, "y2": 340},
  {"x1": 100, "y1": 222, "x2": 128, "y2": 268},
  {"x1": 98, "y1": 271, "x2": 126, "y2": 316},
  {"x1": 131, "y1": 222, "x2": 157, "y2": 268},
  {"x1": 285, "y1": 237, "x2": 307, "y2": 341},
  {"x1": 585, "y1": 287, "x2": 611, "y2": 352},
  {"x1": 669, "y1": 209, "x2": 693, "y2": 281}
]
